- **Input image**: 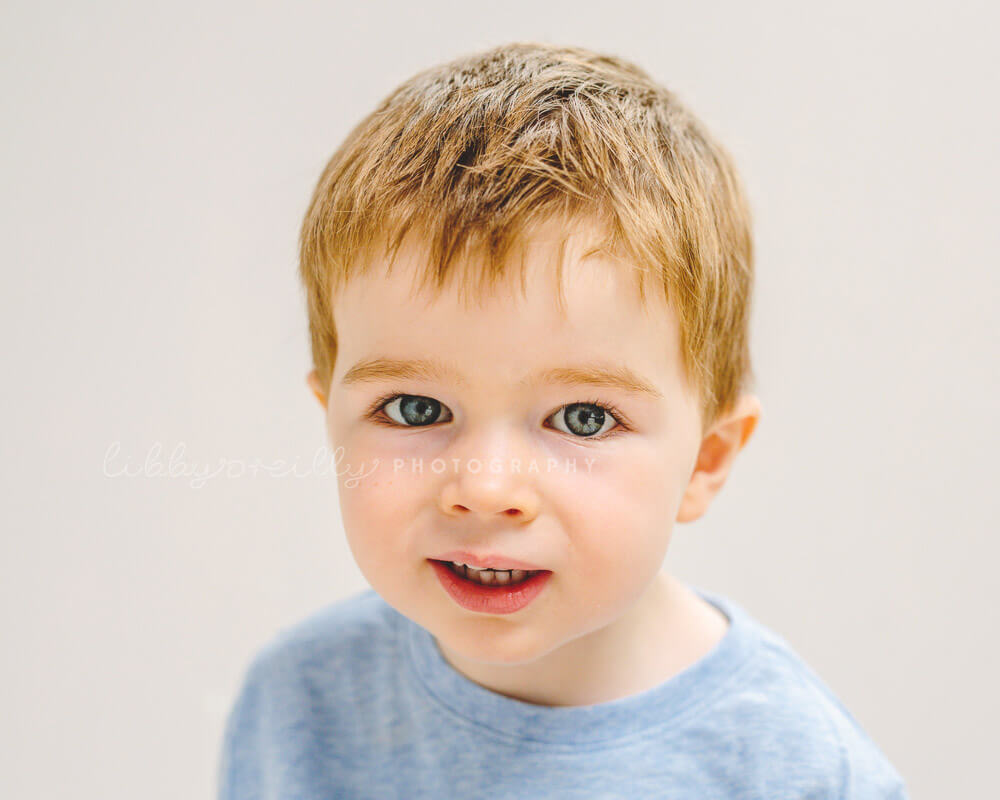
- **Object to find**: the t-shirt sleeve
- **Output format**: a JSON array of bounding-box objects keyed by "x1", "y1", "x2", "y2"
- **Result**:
[
  {"x1": 837, "y1": 716, "x2": 911, "y2": 800},
  {"x1": 216, "y1": 656, "x2": 267, "y2": 800}
]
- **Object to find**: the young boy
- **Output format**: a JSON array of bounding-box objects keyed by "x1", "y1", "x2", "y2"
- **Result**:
[{"x1": 218, "y1": 42, "x2": 910, "y2": 798}]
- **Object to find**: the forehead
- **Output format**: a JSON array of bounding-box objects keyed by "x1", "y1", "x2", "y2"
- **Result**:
[
  {"x1": 331, "y1": 218, "x2": 683, "y2": 389},
  {"x1": 336, "y1": 214, "x2": 667, "y2": 320}
]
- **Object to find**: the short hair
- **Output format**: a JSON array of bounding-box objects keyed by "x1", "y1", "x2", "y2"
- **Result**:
[{"x1": 299, "y1": 41, "x2": 754, "y2": 431}]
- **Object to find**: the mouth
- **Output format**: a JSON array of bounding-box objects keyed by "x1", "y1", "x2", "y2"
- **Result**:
[
  {"x1": 427, "y1": 559, "x2": 553, "y2": 614},
  {"x1": 431, "y1": 559, "x2": 546, "y2": 585},
  {"x1": 431, "y1": 550, "x2": 546, "y2": 572}
]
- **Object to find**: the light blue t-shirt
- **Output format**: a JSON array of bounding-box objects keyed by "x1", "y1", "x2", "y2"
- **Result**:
[{"x1": 217, "y1": 585, "x2": 910, "y2": 799}]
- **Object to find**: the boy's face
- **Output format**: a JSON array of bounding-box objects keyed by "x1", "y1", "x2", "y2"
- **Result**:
[{"x1": 311, "y1": 217, "x2": 751, "y2": 704}]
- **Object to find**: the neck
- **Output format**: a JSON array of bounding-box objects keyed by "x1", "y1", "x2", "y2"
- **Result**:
[{"x1": 435, "y1": 571, "x2": 729, "y2": 707}]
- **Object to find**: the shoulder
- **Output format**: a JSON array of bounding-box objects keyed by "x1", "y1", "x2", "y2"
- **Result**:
[
  {"x1": 714, "y1": 602, "x2": 910, "y2": 799},
  {"x1": 218, "y1": 590, "x2": 403, "y2": 797},
  {"x1": 241, "y1": 587, "x2": 402, "y2": 689},
  {"x1": 224, "y1": 587, "x2": 405, "y2": 734},
  {"x1": 219, "y1": 590, "x2": 402, "y2": 750}
]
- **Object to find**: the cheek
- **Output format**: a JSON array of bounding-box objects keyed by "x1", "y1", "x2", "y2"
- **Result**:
[
  {"x1": 588, "y1": 442, "x2": 679, "y2": 516},
  {"x1": 336, "y1": 455, "x2": 435, "y2": 569},
  {"x1": 551, "y1": 446, "x2": 678, "y2": 576},
  {"x1": 336, "y1": 458, "x2": 397, "y2": 556}
]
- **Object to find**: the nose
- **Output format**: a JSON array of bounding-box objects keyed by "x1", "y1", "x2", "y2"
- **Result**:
[
  {"x1": 439, "y1": 479, "x2": 540, "y2": 521},
  {"x1": 437, "y1": 428, "x2": 541, "y2": 523}
]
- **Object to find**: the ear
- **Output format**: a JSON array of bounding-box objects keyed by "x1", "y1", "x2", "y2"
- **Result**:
[
  {"x1": 676, "y1": 393, "x2": 761, "y2": 523},
  {"x1": 306, "y1": 369, "x2": 328, "y2": 410}
]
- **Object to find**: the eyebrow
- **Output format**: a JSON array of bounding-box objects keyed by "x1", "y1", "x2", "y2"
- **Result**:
[{"x1": 340, "y1": 357, "x2": 664, "y2": 399}]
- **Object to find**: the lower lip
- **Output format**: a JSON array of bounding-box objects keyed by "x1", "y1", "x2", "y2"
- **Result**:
[{"x1": 428, "y1": 560, "x2": 553, "y2": 614}]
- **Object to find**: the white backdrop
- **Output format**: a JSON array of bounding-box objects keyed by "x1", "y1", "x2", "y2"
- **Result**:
[{"x1": 2, "y1": 1, "x2": 996, "y2": 797}]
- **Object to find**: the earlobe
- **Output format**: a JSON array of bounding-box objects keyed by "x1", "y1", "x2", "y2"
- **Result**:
[
  {"x1": 306, "y1": 369, "x2": 328, "y2": 409},
  {"x1": 676, "y1": 393, "x2": 761, "y2": 523}
]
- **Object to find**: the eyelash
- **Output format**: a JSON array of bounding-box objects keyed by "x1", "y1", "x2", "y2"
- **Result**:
[{"x1": 363, "y1": 391, "x2": 633, "y2": 441}]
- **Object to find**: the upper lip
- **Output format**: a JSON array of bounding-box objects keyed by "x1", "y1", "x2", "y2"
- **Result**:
[{"x1": 432, "y1": 550, "x2": 548, "y2": 571}]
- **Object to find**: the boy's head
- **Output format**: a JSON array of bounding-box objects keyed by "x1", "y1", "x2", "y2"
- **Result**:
[{"x1": 299, "y1": 42, "x2": 760, "y2": 696}]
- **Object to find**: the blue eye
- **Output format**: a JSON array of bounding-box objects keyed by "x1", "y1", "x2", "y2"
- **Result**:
[
  {"x1": 367, "y1": 393, "x2": 629, "y2": 440},
  {"x1": 382, "y1": 395, "x2": 453, "y2": 427},
  {"x1": 550, "y1": 402, "x2": 619, "y2": 438}
]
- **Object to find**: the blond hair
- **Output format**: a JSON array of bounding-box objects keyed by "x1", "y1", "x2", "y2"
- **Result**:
[{"x1": 299, "y1": 42, "x2": 754, "y2": 431}]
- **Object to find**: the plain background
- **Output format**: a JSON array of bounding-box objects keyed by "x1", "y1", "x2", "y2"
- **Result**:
[{"x1": 2, "y1": 1, "x2": 996, "y2": 797}]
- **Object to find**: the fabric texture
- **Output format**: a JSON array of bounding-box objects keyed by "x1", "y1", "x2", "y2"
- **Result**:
[{"x1": 217, "y1": 585, "x2": 910, "y2": 799}]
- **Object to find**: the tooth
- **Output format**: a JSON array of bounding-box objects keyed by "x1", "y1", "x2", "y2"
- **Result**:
[{"x1": 445, "y1": 560, "x2": 536, "y2": 586}]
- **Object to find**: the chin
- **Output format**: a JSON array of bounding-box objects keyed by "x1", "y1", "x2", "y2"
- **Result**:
[{"x1": 438, "y1": 623, "x2": 556, "y2": 667}]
